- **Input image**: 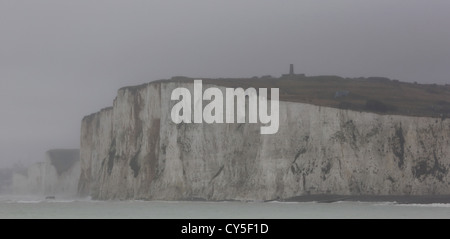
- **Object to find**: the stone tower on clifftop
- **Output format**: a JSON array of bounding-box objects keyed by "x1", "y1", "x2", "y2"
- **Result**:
[{"x1": 282, "y1": 64, "x2": 305, "y2": 78}]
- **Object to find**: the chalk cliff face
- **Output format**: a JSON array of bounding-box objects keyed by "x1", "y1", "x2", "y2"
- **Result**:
[
  {"x1": 79, "y1": 81, "x2": 450, "y2": 200},
  {"x1": 13, "y1": 149, "x2": 80, "y2": 197}
]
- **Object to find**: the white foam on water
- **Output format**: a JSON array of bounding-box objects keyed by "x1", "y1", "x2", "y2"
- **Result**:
[
  {"x1": 16, "y1": 200, "x2": 42, "y2": 204},
  {"x1": 396, "y1": 203, "x2": 450, "y2": 208}
]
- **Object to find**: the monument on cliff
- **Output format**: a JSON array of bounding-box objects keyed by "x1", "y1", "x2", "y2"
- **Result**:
[{"x1": 282, "y1": 64, "x2": 305, "y2": 78}]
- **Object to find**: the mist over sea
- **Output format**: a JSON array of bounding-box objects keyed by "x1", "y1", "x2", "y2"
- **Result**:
[{"x1": 0, "y1": 196, "x2": 449, "y2": 219}]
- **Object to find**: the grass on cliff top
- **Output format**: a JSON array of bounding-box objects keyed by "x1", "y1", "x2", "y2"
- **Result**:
[{"x1": 146, "y1": 75, "x2": 450, "y2": 119}]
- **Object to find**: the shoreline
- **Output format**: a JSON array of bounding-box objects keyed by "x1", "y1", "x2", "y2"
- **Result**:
[
  {"x1": 3, "y1": 194, "x2": 450, "y2": 204},
  {"x1": 282, "y1": 195, "x2": 450, "y2": 204}
]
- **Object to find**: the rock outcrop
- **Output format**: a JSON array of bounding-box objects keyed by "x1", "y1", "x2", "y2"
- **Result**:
[
  {"x1": 13, "y1": 149, "x2": 80, "y2": 197},
  {"x1": 79, "y1": 80, "x2": 450, "y2": 201}
]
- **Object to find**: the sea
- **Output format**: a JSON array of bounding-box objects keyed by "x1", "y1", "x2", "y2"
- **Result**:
[{"x1": 0, "y1": 196, "x2": 450, "y2": 219}]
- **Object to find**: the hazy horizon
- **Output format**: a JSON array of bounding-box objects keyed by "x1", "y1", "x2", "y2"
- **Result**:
[{"x1": 1, "y1": 0, "x2": 450, "y2": 167}]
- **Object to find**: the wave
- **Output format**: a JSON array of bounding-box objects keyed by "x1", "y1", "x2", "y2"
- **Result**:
[
  {"x1": 0, "y1": 195, "x2": 88, "y2": 204},
  {"x1": 396, "y1": 203, "x2": 450, "y2": 208},
  {"x1": 16, "y1": 200, "x2": 43, "y2": 204}
]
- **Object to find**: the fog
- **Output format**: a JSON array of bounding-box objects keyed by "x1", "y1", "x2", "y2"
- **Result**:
[{"x1": 1, "y1": 0, "x2": 450, "y2": 167}]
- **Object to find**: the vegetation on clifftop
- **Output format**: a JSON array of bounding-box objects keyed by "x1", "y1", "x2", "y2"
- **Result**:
[{"x1": 154, "y1": 75, "x2": 450, "y2": 118}]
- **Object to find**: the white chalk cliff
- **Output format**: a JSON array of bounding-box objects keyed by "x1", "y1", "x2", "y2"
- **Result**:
[
  {"x1": 13, "y1": 149, "x2": 80, "y2": 197},
  {"x1": 78, "y1": 81, "x2": 450, "y2": 200}
]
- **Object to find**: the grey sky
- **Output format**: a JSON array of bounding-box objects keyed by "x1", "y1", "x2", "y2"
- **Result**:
[{"x1": 1, "y1": 0, "x2": 450, "y2": 167}]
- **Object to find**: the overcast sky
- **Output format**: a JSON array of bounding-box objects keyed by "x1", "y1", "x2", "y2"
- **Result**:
[{"x1": 1, "y1": 0, "x2": 450, "y2": 167}]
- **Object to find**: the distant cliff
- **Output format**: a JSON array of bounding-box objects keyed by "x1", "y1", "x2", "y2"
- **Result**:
[
  {"x1": 79, "y1": 79, "x2": 450, "y2": 201},
  {"x1": 13, "y1": 149, "x2": 80, "y2": 197}
]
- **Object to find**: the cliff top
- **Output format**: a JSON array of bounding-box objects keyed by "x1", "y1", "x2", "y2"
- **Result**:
[
  {"x1": 99, "y1": 75, "x2": 450, "y2": 119},
  {"x1": 82, "y1": 106, "x2": 113, "y2": 123}
]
